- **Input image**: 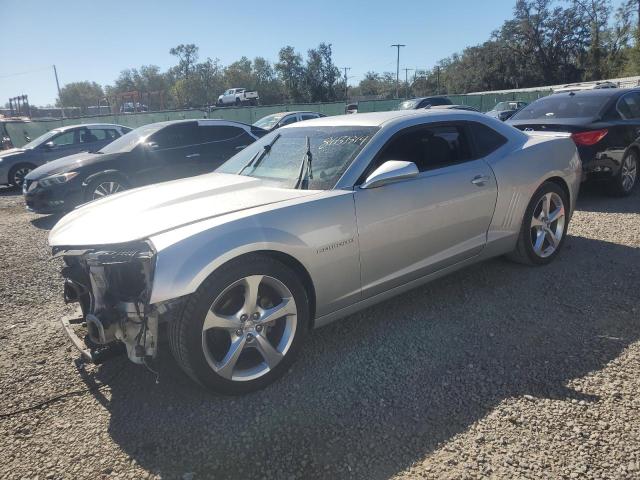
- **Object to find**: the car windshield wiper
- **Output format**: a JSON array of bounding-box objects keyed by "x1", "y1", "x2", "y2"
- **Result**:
[
  {"x1": 294, "y1": 136, "x2": 313, "y2": 189},
  {"x1": 237, "y1": 133, "x2": 280, "y2": 175}
]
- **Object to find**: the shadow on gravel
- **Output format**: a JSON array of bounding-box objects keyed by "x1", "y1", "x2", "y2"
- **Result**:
[
  {"x1": 0, "y1": 185, "x2": 21, "y2": 197},
  {"x1": 86, "y1": 233, "x2": 639, "y2": 479},
  {"x1": 30, "y1": 214, "x2": 63, "y2": 231},
  {"x1": 575, "y1": 181, "x2": 640, "y2": 214}
]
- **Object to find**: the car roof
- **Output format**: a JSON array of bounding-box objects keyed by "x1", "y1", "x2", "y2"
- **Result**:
[
  {"x1": 56, "y1": 123, "x2": 128, "y2": 132},
  {"x1": 143, "y1": 119, "x2": 252, "y2": 129},
  {"x1": 283, "y1": 109, "x2": 489, "y2": 128},
  {"x1": 263, "y1": 111, "x2": 319, "y2": 116},
  {"x1": 549, "y1": 87, "x2": 639, "y2": 98}
]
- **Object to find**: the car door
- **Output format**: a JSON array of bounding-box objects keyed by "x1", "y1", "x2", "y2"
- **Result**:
[
  {"x1": 85, "y1": 127, "x2": 121, "y2": 151},
  {"x1": 144, "y1": 122, "x2": 201, "y2": 183},
  {"x1": 277, "y1": 114, "x2": 298, "y2": 129},
  {"x1": 612, "y1": 92, "x2": 640, "y2": 165},
  {"x1": 198, "y1": 124, "x2": 255, "y2": 173},
  {"x1": 354, "y1": 122, "x2": 498, "y2": 299},
  {"x1": 35, "y1": 129, "x2": 83, "y2": 164}
]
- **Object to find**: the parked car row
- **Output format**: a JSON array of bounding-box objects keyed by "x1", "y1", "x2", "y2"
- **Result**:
[
  {"x1": 1, "y1": 124, "x2": 131, "y2": 186},
  {"x1": 15, "y1": 89, "x2": 638, "y2": 395}
]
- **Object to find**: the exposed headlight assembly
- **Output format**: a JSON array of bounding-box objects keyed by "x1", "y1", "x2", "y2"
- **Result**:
[{"x1": 39, "y1": 171, "x2": 79, "y2": 187}]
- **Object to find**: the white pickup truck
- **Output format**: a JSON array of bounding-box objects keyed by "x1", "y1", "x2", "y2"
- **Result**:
[{"x1": 216, "y1": 88, "x2": 259, "y2": 107}]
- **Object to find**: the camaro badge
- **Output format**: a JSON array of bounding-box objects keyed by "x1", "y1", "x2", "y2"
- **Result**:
[{"x1": 316, "y1": 238, "x2": 355, "y2": 254}]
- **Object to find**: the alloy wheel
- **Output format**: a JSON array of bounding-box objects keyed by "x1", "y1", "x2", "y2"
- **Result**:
[
  {"x1": 92, "y1": 181, "x2": 123, "y2": 200},
  {"x1": 530, "y1": 192, "x2": 565, "y2": 258},
  {"x1": 13, "y1": 167, "x2": 32, "y2": 186},
  {"x1": 621, "y1": 154, "x2": 638, "y2": 192},
  {"x1": 202, "y1": 274, "x2": 297, "y2": 381}
]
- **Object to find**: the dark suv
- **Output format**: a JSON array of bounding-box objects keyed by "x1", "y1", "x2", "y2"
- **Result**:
[
  {"x1": 24, "y1": 119, "x2": 266, "y2": 213},
  {"x1": 509, "y1": 89, "x2": 640, "y2": 196}
]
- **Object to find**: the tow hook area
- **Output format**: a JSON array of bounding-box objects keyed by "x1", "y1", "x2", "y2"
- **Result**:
[{"x1": 61, "y1": 313, "x2": 126, "y2": 364}]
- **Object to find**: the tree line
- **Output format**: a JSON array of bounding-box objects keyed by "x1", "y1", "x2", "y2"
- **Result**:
[{"x1": 55, "y1": 0, "x2": 640, "y2": 114}]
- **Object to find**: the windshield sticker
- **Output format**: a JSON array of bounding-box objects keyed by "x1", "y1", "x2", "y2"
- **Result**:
[{"x1": 319, "y1": 135, "x2": 372, "y2": 150}]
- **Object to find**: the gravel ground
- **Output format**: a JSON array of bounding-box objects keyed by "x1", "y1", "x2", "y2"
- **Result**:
[{"x1": 0, "y1": 182, "x2": 638, "y2": 480}]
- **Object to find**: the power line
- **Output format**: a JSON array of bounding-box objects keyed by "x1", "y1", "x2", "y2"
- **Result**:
[
  {"x1": 391, "y1": 44, "x2": 406, "y2": 99},
  {"x1": 0, "y1": 66, "x2": 51, "y2": 79}
]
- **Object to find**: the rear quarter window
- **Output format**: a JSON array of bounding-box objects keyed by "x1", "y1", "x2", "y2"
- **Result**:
[{"x1": 469, "y1": 122, "x2": 507, "y2": 157}]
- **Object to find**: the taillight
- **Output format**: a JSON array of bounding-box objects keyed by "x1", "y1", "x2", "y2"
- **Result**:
[{"x1": 571, "y1": 129, "x2": 608, "y2": 146}]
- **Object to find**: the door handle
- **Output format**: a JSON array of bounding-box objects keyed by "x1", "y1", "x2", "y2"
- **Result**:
[
  {"x1": 185, "y1": 153, "x2": 201, "y2": 158},
  {"x1": 235, "y1": 145, "x2": 249, "y2": 150},
  {"x1": 471, "y1": 175, "x2": 490, "y2": 186}
]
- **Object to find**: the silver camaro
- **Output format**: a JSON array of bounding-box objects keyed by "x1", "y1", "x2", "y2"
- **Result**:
[{"x1": 49, "y1": 110, "x2": 582, "y2": 394}]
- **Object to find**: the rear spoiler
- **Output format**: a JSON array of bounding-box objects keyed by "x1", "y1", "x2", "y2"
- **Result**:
[{"x1": 523, "y1": 130, "x2": 571, "y2": 139}]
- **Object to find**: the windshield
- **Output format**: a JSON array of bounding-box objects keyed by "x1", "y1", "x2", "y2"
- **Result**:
[
  {"x1": 98, "y1": 123, "x2": 163, "y2": 153},
  {"x1": 398, "y1": 99, "x2": 419, "y2": 110},
  {"x1": 22, "y1": 129, "x2": 60, "y2": 149},
  {"x1": 492, "y1": 102, "x2": 516, "y2": 112},
  {"x1": 217, "y1": 126, "x2": 378, "y2": 190},
  {"x1": 253, "y1": 113, "x2": 285, "y2": 130},
  {"x1": 511, "y1": 94, "x2": 610, "y2": 120}
]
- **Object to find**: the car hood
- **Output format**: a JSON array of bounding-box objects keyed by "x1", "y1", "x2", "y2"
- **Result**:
[
  {"x1": 49, "y1": 173, "x2": 319, "y2": 247},
  {"x1": 0, "y1": 148, "x2": 26, "y2": 159},
  {"x1": 26, "y1": 151, "x2": 108, "y2": 180}
]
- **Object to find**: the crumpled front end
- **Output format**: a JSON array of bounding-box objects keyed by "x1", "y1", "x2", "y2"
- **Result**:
[{"x1": 55, "y1": 241, "x2": 168, "y2": 364}]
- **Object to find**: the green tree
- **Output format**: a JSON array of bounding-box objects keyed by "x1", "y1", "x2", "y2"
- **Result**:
[
  {"x1": 275, "y1": 46, "x2": 306, "y2": 102},
  {"x1": 57, "y1": 81, "x2": 104, "y2": 113}
]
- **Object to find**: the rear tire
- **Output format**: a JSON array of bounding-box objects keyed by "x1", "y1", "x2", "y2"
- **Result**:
[
  {"x1": 507, "y1": 181, "x2": 569, "y2": 266},
  {"x1": 169, "y1": 254, "x2": 310, "y2": 394},
  {"x1": 607, "y1": 149, "x2": 638, "y2": 197},
  {"x1": 8, "y1": 163, "x2": 35, "y2": 187}
]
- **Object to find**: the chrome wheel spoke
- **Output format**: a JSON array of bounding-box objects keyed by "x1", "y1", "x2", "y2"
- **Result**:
[
  {"x1": 533, "y1": 228, "x2": 546, "y2": 253},
  {"x1": 254, "y1": 334, "x2": 283, "y2": 368},
  {"x1": 545, "y1": 228, "x2": 559, "y2": 248},
  {"x1": 241, "y1": 275, "x2": 263, "y2": 313},
  {"x1": 216, "y1": 336, "x2": 247, "y2": 379},
  {"x1": 548, "y1": 205, "x2": 565, "y2": 223},
  {"x1": 203, "y1": 309, "x2": 240, "y2": 332},
  {"x1": 259, "y1": 297, "x2": 296, "y2": 324},
  {"x1": 541, "y1": 193, "x2": 551, "y2": 217},
  {"x1": 531, "y1": 215, "x2": 544, "y2": 228}
]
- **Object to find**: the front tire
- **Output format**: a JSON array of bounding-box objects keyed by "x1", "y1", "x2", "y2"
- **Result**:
[
  {"x1": 169, "y1": 254, "x2": 310, "y2": 394},
  {"x1": 507, "y1": 181, "x2": 569, "y2": 266},
  {"x1": 84, "y1": 175, "x2": 128, "y2": 202},
  {"x1": 607, "y1": 149, "x2": 638, "y2": 197}
]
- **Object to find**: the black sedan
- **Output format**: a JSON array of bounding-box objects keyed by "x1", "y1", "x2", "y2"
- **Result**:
[
  {"x1": 509, "y1": 89, "x2": 640, "y2": 196},
  {"x1": 398, "y1": 96, "x2": 453, "y2": 110},
  {"x1": 24, "y1": 119, "x2": 266, "y2": 213}
]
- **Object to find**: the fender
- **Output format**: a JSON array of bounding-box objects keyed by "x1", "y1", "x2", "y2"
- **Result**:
[{"x1": 82, "y1": 169, "x2": 132, "y2": 188}]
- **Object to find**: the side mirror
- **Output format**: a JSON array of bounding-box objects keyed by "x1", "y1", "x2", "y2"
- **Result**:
[
  {"x1": 145, "y1": 141, "x2": 160, "y2": 150},
  {"x1": 360, "y1": 160, "x2": 419, "y2": 189},
  {"x1": 44, "y1": 141, "x2": 56, "y2": 150}
]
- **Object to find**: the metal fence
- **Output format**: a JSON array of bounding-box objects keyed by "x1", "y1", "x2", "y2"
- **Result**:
[{"x1": 4, "y1": 91, "x2": 555, "y2": 148}]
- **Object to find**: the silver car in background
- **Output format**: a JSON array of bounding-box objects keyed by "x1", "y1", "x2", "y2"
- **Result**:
[
  {"x1": 0, "y1": 123, "x2": 130, "y2": 186},
  {"x1": 49, "y1": 110, "x2": 581, "y2": 394}
]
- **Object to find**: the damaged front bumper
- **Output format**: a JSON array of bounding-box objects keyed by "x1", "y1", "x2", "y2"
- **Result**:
[{"x1": 54, "y1": 241, "x2": 169, "y2": 365}]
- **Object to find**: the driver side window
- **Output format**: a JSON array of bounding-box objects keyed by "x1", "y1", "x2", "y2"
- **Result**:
[
  {"x1": 51, "y1": 130, "x2": 77, "y2": 146},
  {"x1": 376, "y1": 124, "x2": 473, "y2": 173}
]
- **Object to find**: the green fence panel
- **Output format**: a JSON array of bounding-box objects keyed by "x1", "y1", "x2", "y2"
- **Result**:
[{"x1": 5, "y1": 90, "x2": 558, "y2": 148}]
